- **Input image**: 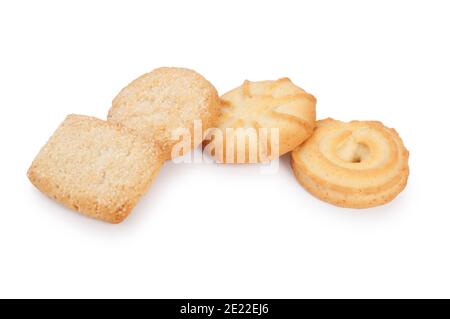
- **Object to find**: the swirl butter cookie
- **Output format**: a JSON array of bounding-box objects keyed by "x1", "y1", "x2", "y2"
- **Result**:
[
  {"x1": 108, "y1": 67, "x2": 220, "y2": 160},
  {"x1": 203, "y1": 78, "x2": 316, "y2": 163},
  {"x1": 291, "y1": 119, "x2": 409, "y2": 208}
]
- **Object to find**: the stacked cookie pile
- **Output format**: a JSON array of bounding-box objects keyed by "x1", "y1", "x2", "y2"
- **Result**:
[{"x1": 28, "y1": 67, "x2": 409, "y2": 223}]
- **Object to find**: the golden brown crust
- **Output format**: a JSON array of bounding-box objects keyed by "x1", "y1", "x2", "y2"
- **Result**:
[
  {"x1": 291, "y1": 118, "x2": 409, "y2": 208},
  {"x1": 107, "y1": 67, "x2": 220, "y2": 160},
  {"x1": 203, "y1": 78, "x2": 316, "y2": 163},
  {"x1": 27, "y1": 114, "x2": 163, "y2": 223}
]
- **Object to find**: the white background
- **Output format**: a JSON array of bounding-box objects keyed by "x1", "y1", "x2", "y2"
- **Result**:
[{"x1": 1, "y1": 0, "x2": 449, "y2": 299}]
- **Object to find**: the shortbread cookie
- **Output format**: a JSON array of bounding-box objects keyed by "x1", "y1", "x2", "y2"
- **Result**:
[
  {"x1": 108, "y1": 67, "x2": 220, "y2": 160},
  {"x1": 291, "y1": 119, "x2": 409, "y2": 208},
  {"x1": 27, "y1": 115, "x2": 163, "y2": 223},
  {"x1": 203, "y1": 78, "x2": 316, "y2": 163}
]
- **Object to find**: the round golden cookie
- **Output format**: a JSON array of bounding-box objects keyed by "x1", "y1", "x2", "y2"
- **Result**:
[
  {"x1": 203, "y1": 78, "x2": 316, "y2": 163},
  {"x1": 108, "y1": 67, "x2": 220, "y2": 160},
  {"x1": 291, "y1": 119, "x2": 409, "y2": 208}
]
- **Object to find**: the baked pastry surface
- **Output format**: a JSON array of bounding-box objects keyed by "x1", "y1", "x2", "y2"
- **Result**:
[
  {"x1": 204, "y1": 78, "x2": 316, "y2": 163},
  {"x1": 291, "y1": 118, "x2": 409, "y2": 208},
  {"x1": 28, "y1": 115, "x2": 163, "y2": 223},
  {"x1": 108, "y1": 67, "x2": 220, "y2": 160}
]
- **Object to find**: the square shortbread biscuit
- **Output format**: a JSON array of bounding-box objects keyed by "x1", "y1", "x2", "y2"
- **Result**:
[{"x1": 28, "y1": 114, "x2": 163, "y2": 223}]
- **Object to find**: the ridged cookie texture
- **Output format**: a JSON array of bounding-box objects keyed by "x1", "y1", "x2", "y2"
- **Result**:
[
  {"x1": 27, "y1": 115, "x2": 163, "y2": 223},
  {"x1": 204, "y1": 78, "x2": 316, "y2": 163},
  {"x1": 108, "y1": 67, "x2": 220, "y2": 160},
  {"x1": 291, "y1": 119, "x2": 409, "y2": 208}
]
